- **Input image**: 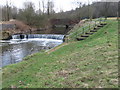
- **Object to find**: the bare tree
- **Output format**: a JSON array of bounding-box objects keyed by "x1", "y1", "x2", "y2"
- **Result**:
[
  {"x1": 77, "y1": 2, "x2": 82, "y2": 20},
  {"x1": 42, "y1": 0, "x2": 45, "y2": 14},
  {"x1": 39, "y1": 1, "x2": 41, "y2": 15},
  {"x1": 11, "y1": 6, "x2": 18, "y2": 19},
  {"x1": 49, "y1": 1, "x2": 54, "y2": 14},
  {"x1": 47, "y1": 0, "x2": 50, "y2": 15},
  {"x1": 74, "y1": 0, "x2": 82, "y2": 20},
  {"x1": 2, "y1": 1, "x2": 11, "y2": 21},
  {"x1": 89, "y1": 4, "x2": 95, "y2": 21},
  {"x1": 6, "y1": 1, "x2": 10, "y2": 21},
  {"x1": 104, "y1": 2, "x2": 110, "y2": 20},
  {"x1": 47, "y1": 0, "x2": 54, "y2": 16},
  {"x1": 88, "y1": 0, "x2": 90, "y2": 20},
  {"x1": 23, "y1": 2, "x2": 35, "y2": 25},
  {"x1": 114, "y1": 2, "x2": 119, "y2": 20}
]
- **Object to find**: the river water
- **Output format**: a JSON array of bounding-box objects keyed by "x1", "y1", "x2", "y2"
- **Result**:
[{"x1": 0, "y1": 34, "x2": 64, "y2": 67}]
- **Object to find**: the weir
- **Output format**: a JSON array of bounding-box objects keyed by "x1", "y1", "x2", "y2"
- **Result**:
[
  {"x1": 1, "y1": 34, "x2": 64, "y2": 67},
  {"x1": 12, "y1": 34, "x2": 65, "y2": 40}
]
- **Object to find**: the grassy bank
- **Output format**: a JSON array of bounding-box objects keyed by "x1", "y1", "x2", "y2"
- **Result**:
[{"x1": 2, "y1": 19, "x2": 118, "y2": 88}]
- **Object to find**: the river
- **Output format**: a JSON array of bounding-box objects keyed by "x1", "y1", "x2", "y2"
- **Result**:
[{"x1": 0, "y1": 34, "x2": 64, "y2": 67}]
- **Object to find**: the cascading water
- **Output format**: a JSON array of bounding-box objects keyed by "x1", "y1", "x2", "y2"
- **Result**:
[{"x1": 11, "y1": 34, "x2": 65, "y2": 41}]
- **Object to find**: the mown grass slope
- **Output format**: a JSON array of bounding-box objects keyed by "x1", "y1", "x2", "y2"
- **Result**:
[{"x1": 2, "y1": 19, "x2": 118, "y2": 88}]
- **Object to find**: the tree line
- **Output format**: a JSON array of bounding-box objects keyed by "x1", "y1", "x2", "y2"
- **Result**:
[
  {"x1": 55, "y1": 2, "x2": 118, "y2": 20},
  {"x1": 1, "y1": 0, "x2": 55, "y2": 28},
  {"x1": 0, "y1": 1, "x2": 119, "y2": 28}
]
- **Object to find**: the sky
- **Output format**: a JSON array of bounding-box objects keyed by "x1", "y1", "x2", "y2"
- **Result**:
[{"x1": 0, "y1": 0, "x2": 100, "y2": 12}]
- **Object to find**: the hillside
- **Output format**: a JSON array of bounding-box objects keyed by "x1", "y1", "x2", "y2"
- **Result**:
[
  {"x1": 2, "y1": 19, "x2": 118, "y2": 88},
  {"x1": 54, "y1": 2, "x2": 118, "y2": 20}
]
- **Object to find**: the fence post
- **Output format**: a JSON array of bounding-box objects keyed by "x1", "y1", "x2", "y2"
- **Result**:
[
  {"x1": 67, "y1": 36, "x2": 69, "y2": 43},
  {"x1": 94, "y1": 21, "x2": 96, "y2": 29},
  {"x1": 103, "y1": 18, "x2": 105, "y2": 23},
  {"x1": 66, "y1": 35, "x2": 69, "y2": 43},
  {"x1": 76, "y1": 31, "x2": 77, "y2": 38},
  {"x1": 89, "y1": 23, "x2": 90, "y2": 30},
  {"x1": 99, "y1": 18, "x2": 101, "y2": 25},
  {"x1": 82, "y1": 26, "x2": 84, "y2": 34},
  {"x1": 95, "y1": 21, "x2": 96, "y2": 26}
]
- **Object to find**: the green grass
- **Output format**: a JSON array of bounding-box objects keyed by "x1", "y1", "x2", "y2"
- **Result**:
[{"x1": 2, "y1": 19, "x2": 118, "y2": 88}]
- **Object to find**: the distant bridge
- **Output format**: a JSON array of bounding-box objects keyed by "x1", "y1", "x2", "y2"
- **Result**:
[{"x1": 50, "y1": 19, "x2": 79, "y2": 30}]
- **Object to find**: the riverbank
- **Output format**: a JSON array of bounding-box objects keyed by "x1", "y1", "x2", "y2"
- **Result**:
[
  {"x1": 2, "y1": 19, "x2": 118, "y2": 88},
  {"x1": 1, "y1": 19, "x2": 74, "y2": 40}
]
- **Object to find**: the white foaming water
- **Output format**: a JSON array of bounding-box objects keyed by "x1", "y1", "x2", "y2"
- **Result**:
[
  {"x1": 11, "y1": 34, "x2": 65, "y2": 40},
  {"x1": 9, "y1": 34, "x2": 64, "y2": 45},
  {"x1": 8, "y1": 38, "x2": 63, "y2": 46}
]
